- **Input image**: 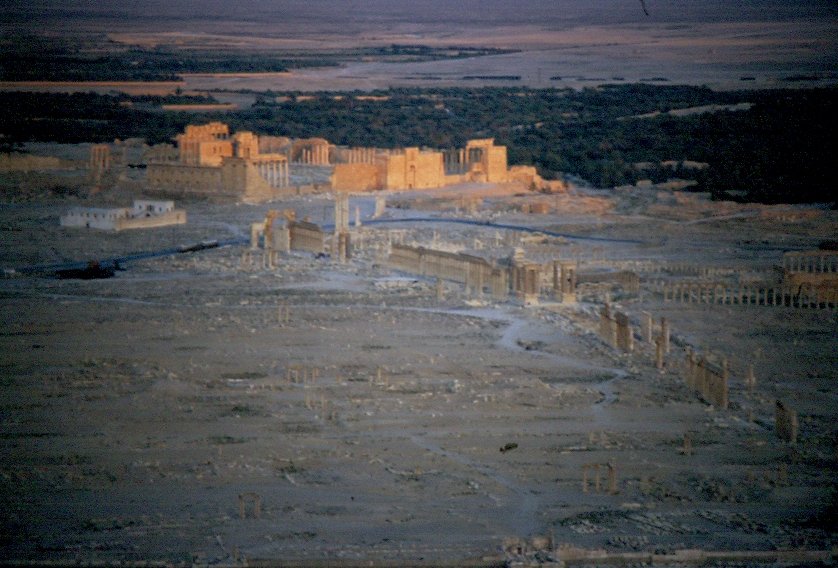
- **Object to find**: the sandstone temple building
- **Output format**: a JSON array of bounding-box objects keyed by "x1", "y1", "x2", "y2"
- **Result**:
[
  {"x1": 146, "y1": 122, "x2": 290, "y2": 203},
  {"x1": 145, "y1": 122, "x2": 559, "y2": 201},
  {"x1": 330, "y1": 138, "x2": 513, "y2": 192}
]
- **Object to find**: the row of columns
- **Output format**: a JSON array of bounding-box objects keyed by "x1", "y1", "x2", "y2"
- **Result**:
[
  {"x1": 581, "y1": 462, "x2": 618, "y2": 494},
  {"x1": 442, "y1": 147, "x2": 486, "y2": 174},
  {"x1": 663, "y1": 263, "x2": 732, "y2": 277},
  {"x1": 552, "y1": 261, "x2": 577, "y2": 303},
  {"x1": 257, "y1": 160, "x2": 290, "y2": 188},
  {"x1": 598, "y1": 303, "x2": 635, "y2": 353},
  {"x1": 297, "y1": 145, "x2": 331, "y2": 165},
  {"x1": 89, "y1": 145, "x2": 111, "y2": 172},
  {"x1": 511, "y1": 263, "x2": 541, "y2": 305},
  {"x1": 444, "y1": 149, "x2": 468, "y2": 174},
  {"x1": 662, "y1": 283, "x2": 837, "y2": 309},
  {"x1": 346, "y1": 147, "x2": 379, "y2": 164},
  {"x1": 782, "y1": 251, "x2": 838, "y2": 273},
  {"x1": 684, "y1": 348, "x2": 729, "y2": 409}
]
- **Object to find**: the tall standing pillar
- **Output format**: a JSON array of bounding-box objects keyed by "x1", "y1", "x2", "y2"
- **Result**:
[
  {"x1": 560, "y1": 262, "x2": 577, "y2": 303},
  {"x1": 642, "y1": 311, "x2": 653, "y2": 344}
]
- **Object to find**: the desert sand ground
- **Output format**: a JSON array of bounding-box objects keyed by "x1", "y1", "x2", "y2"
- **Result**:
[{"x1": 0, "y1": 181, "x2": 836, "y2": 565}]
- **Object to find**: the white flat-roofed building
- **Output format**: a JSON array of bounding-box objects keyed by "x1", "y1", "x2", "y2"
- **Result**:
[{"x1": 60, "y1": 200, "x2": 186, "y2": 231}]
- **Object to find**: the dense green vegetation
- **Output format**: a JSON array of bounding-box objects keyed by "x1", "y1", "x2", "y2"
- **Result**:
[
  {"x1": 0, "y1": 36, "x2": 513, "y2": 82},
  {"x1": 0, "y1": 50, "x2": 341, "y2": 82},
  {"x1": 0, "y1": 92, "x2": 205, "y2": 147},
  {"x1": 0, "y1": 85, "x2": 834, "y2": 204}
]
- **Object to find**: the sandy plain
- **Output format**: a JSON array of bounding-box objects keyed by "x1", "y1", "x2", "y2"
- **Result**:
[
  {"x1": 0, "y1": 182, "x2": 836, "y2": 565},
  {"x1": 2, "y1": 16, "x2": 836, "y2": 98},
  {"x1": 172, "y1": 20, "x2": 837, "y2": 92}
]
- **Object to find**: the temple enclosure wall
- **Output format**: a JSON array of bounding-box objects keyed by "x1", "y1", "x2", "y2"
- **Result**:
[
  {"x1": 331, "y1": 163, "x2": 384, "y2": 192},
  {"x1": 149, "y1": 123, "x2": 554, "y2": 197},
  {"x1": 148, "y1": 159, "x2": 277, "y2": 203},
  {"x1": 385, "y1": 148, "x2": 446, "y2": 190},
  {"x1": 0, "y1": 153, "x2": 75, "y2": 171},
  {"x1": 330, "y1": 138, "x2": 529, "y2": 192}
]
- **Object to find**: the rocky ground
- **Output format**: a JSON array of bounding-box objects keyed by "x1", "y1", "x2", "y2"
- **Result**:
[{"x1": 0, "y1": 187, "x2": 836, "y2": 566}]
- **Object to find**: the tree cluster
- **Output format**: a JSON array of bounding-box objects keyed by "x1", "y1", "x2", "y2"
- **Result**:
[{"x1": 0, "y1": 85, "x2": 834, "y2": 204}]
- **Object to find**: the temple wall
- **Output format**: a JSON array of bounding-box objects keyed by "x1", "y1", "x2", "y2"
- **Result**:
[
  {"x1": 331, "y1": 163, "x2": 384, "y2": 192},
  {"x1": 0, "y1": 153, "x2": 71, "y2": 171},
  {"x1": 485, "y1": 144, "x2": 509, "y2": 182},
  {"x1": 385, "y1": 149, "x2": 445, "y2": 190}
]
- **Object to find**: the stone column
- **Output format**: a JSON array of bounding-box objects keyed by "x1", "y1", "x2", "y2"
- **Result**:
[
  {"x1": 655, "y1": 337, "x2": 665, "y2": 370},
  {"x1": 607, "y1": 463, "x2": 617, "y2": 494},
  {"x1": 661, "y1": 317, "x2": 670, "y2": 354},
  {"x1": 374, "y1": 195, "x2": 386, "y2": 218},
  {"x1": 560, "y1": 262, "x2": 577, "y2": 304},
  {"x1": 642, "y1": 311, "x2": 653, "y2": 344}
]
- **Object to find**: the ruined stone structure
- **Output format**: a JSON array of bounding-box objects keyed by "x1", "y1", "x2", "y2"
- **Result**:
[
  {"x1": 331, "y1": 163, "x2": 385, "y2": 192},
  {"x1": 684, "y1": 348, "x2": 729, "y2": 409},
  {"x1": 578, "y1": 271, "x2": 640, "y2": 295},
  {"x1": 146, "y1": 122, "x2": 290, "y2": 203},
  {"x1": 597, "y1": 304, "x2": 634, "y2": 352},
  {"x1": 289, "y1": 221, "x2": 326, "y2": 254},
  {"x1": 598, "y1": 304, "x2": 618, "y2": 349},
  {"x1": 389, "y1": 244, "x2": 495, "y2": 295},
  {"x1": 89, "y1": 144, "x2": 111, "y2": 173},
  {"x1": 507, "y1": 165, "x2": 566, "y2": 192},
  {"x1": 258, "y1": 134, "x2": 289, "y2": 152},
  {"x1": 511, "y1": 260, "x2": 541, "y2": 305},
  {"x1": 444, "y1": 139, "x2": 508, "y2": 183},
  {"x1": 331, "y1": 139, "x2": 515, "y2": 192},
  {"x1": 238, "y1": 492, "x2": 262, "y2": 519},
  {"x1": 88, "y1": 144, "x2": 113, "y2": 191},
  {"x1": 782, "y1": 250, "x2": 838, "y2": 273},
  {"x1": 775, "y1": 400, "x2": 799, "y2": 444},
  {"x1": 581, "y1": 462, "x2": 618, "y2": 494},
  {"x1": 333, "y1": 146, "x2": 391, "y2": 165},
  {"x1": 333, "y1": 194, "x2": 351, "y2": 263},
  {"x1": 0, "y1": 153, "x2": 69, "y2": 172},
  {"x1": 387, "y1": 244, "x2": 549, "y2": 302},
  {"x1": 781, "y1": 250, "x2": 838, "y2": 307},
  {"x1": 290, "y1": 138, "x2": 332, "y2": 165},
  {"x1": 614, "y1": 312, "x2": 634, "y2": 353},
  {"x1": 659, "y1": 280, "x2": 837, "y2": 309},
  {"x1": 385, "y1": 147, "x2": 446, "y2": 190},
  {"x1": 641, "y1": 312, "x2": 653, "y2": 343},
  {"x1": 553, "y1": 261, "x2": 577, "y2": 303}
]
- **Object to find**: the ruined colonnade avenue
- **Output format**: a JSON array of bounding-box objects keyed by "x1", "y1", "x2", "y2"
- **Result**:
[{"x1": 0, "y1": 185, "x2": 836, "y2": 566}]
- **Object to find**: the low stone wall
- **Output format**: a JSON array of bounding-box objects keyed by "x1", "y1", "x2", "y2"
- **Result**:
[
  {"x1": 0, "y1": 153, "x2": 73, "y2": 171},
  {"x1": 114, "y1": 210, "x2": 187, "y2": 231}
]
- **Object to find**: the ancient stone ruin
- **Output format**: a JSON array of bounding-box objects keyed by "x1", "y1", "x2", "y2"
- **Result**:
[{"x1": 146, "y1": 122, "x2": 290, "y2": 203}]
